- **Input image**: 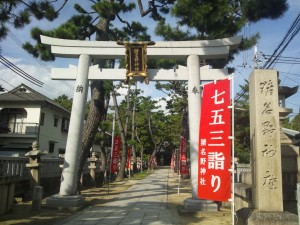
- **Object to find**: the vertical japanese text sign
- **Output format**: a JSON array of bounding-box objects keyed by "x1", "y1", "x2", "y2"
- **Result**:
[
  {"x1": 110, "y1": 136, "x2": 121, "y2": 173},
  {"x1": 198, "y1": 79, "x2": 231, "y2": 201},
  {"x1": 249, "y1": 70, "x2": 283, "y2": 211},
  {"x1": 180, "y1": 136, "x2": 189, "y2": 175}
]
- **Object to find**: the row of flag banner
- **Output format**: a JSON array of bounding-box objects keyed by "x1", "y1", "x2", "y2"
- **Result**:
[
  {"x1": 170, "y1": 136, "x2": 189, "y2": 175},
  {"x1": 111, "y1": 78, "x2": 231, "y2": 202},
  {"x1": 110, "y1": 137, "x2": 157, "y2": 172}
]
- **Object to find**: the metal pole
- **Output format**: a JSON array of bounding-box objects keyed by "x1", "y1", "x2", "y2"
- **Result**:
[
  {"x1": 298, "y1": 107, "x2": 300, "y2": 225},
  {"x1": 177, "y1": 146, "x2": 181, "y2": 195}
]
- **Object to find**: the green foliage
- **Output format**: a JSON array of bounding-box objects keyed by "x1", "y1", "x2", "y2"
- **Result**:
[
  {"x1": 115, "y1": 21, "x2": 151, "y2": 42},
  {"x1": 282, "y1": 114, "x2": 300, "y2": 131},
  {"x1": 0, "y1": 0, "x2": 59, "y2": 40},
  {"x1": 156, "y1": 0, "x2": 288, "y2": 68},
  {"x1": 234, "y1": 81, "x2": 250, "y2": 163},
  {"x1": 155, "y1": 21, "x2": 190, "y2": 41},
  {"x1": 54, "y1": 94, "x2": 73, "y2": 111},
  {"x1": 19, "y1": 1, "x2": 155, "y2": 60},
  {"x1": 241, "y1": 0, "x2": 288, "y2": 22},
  {"x1": 114, "y1": 91, "x2": 181, "y2": 156},
  {"x1": 172, "y1": 0, "x2": 244, "y2": 38}
]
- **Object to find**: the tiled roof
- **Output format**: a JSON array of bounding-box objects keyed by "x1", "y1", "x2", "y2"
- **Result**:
[{"x1": 0, "y1": 84, "x2": 70, "y2": 114}]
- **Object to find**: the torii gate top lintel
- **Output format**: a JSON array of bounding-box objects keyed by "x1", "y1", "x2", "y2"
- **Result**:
[{"x1": 40, "y1": 35, "x2": 242, "y2": 60}]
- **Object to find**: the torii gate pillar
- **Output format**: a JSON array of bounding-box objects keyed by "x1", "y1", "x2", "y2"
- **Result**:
[
  {"x1": 187, "y1": 55, "x2": 201, "y2": 198},
  {"x1": 60, "y1": 54, "x2": 90, "y2": 196}
]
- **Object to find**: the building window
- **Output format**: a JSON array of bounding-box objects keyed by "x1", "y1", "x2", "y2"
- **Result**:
[
  {"x1": 58, "y1": 148, "x2": 65, "y2": 155},
  {"x1": 61, "y1": 118, "x2": 70, "y2": 132},
  {"x1": 54, "y1": 117, "x2": 59, "y2": 127},
  {"x1": 49, "y1": 142, "x2": 55, "y2": 153},
  {"x1": 40, "y1": 112, "x2": 45, "y2": 126}
]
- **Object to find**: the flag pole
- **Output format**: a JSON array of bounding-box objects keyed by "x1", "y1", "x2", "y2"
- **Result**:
[
  {"x1": 108, "y1": 110, "x2": 116, "y2": 195},
  {"x1": 230, "y1": 75, "x2": 235, "y2": 225}
]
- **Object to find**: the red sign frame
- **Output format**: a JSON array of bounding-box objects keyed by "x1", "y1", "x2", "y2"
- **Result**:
[{"x1": 198, "y1": 79, "x2": 231, "y2": 201}]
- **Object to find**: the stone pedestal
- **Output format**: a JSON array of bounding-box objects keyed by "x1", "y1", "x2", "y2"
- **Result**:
[
  {"x1": 45, "y1": 194, "x2": 85, "y2": 211},
  {"x1": 32, "y1": 186, "x2": 43, "y2": 210},
  {"x1": 181, "y1": 198, "x2": 218, "y2": 212},
  {"x1": 0, "y1": 176, "x2": 18, "y2": 216},
  {"x1": 236, "y1": 209, "x2": 298, "y2": 225}
]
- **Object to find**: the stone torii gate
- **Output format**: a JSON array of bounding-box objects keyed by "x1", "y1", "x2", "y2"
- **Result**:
[{"x1": 41, "y1": 35, "x2": 241, "y2": 209}]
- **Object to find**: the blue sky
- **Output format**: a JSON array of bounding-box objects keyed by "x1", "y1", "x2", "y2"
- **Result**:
[
  {"x1": 0, "y1": 0, "x2": 300, "y2": 118},
  {"x1": 229, "y1": 0, "x2": 300, "y2": 119}
]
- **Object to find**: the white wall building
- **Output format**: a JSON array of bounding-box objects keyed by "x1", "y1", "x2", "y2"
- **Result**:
[{"x1": 0, "y1": 84, "x2": 70, "y2": 157}]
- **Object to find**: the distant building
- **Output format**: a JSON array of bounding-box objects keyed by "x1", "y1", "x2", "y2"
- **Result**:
[{"x1": 0, "y1": 84, "x2": 70, "y2": 157}]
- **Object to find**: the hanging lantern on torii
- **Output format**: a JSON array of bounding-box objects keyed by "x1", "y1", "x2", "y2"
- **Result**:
[{"x1": 117, "y1": 41, "x2": 155, "y2": 84}]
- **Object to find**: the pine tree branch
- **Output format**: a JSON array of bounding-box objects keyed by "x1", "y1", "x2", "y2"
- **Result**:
[
  {"x1": 137, "y1": 0, "x2": 154, "y2": 17},
  {"x1": 116, "y1": 13, "x2": 131, "y2": 30}
]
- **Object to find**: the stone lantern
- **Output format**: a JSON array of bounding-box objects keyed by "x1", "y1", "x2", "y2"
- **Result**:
[
  {"x1": 25, "y1": 141, "x2": 48, "y2": 188},
  {"x1": 88, "y1": 152, "x2": 98, "y2": 184}
]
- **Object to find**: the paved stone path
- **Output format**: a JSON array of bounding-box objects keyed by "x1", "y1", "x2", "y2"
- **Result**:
[{"x1": 56, "y1": 168, "x2": 182, "y2": 225}]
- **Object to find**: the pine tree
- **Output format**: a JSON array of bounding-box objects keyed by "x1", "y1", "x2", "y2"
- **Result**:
[{"x1": 154, "y1": 0, "x2": 288, "y2": 163}]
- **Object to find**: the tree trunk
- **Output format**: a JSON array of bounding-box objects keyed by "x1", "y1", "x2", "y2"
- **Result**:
[
  {"x1": 136, "y1": 127, "x2": 144, "y2": 172},
  {"x1": 124, "y1": 84, "x2": 131, "y2": 135},
  {"x1": 77, "y1": 80, "x2": 108, "y2": 192},
  {"x1": 140, "y1": 145, "x2": 144, "y2": 172},
  {"x1": 182, "y1": 105, "x2": 189, "y2": 139},
  {"x1": 98, "y1": 130, "x2": 107, "y2": 187}
]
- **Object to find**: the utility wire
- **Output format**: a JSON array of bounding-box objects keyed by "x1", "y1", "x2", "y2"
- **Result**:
[
  {"x1": 7, "y1": 30, "x2": 75, "y2": 94},
  {"x1": 0, "y1": 55, "x2": 72, "y2": 97},
  {"x1": 262, "y1": 13, "x2": 300, "y2": 69},
  {"x1": 0, "y1": 55, "x2": 43, "y2": 87},
  {"x1": 8, "y1": 31, "x2": 51, "y2": 73},
  {"x1": 235, "y1": 13, "x2": 300, "y2": 101}
]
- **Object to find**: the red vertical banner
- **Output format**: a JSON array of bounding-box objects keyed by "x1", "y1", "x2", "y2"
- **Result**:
[
  {"x1": 180, "y1": 136, "x2": 189, "y2": 175},
  {"x1": 110, "y1": 136, "x2": 121, "y2": 173},
  {"x1": 126, "y1": 147, "x2": 131, "y2": 169},
  {"x1": 198, "y1": 79, "x2": 231, "y2": 201}
]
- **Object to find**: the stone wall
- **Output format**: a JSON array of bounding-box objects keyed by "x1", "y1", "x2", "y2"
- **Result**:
[
  {"x1": 0, "y1": 176, "x2": 19, "y2": 216},
  {"x1": 0, "y1": 156, "x2": 103, "y2": 204},
  {"x1": 234, "y1": 134, "x2": 300, "y2": 213}
]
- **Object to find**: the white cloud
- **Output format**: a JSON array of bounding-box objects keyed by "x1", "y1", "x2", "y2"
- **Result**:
[{"x1": 0, "y1": 58, "x2": 74, "y2": 99}]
